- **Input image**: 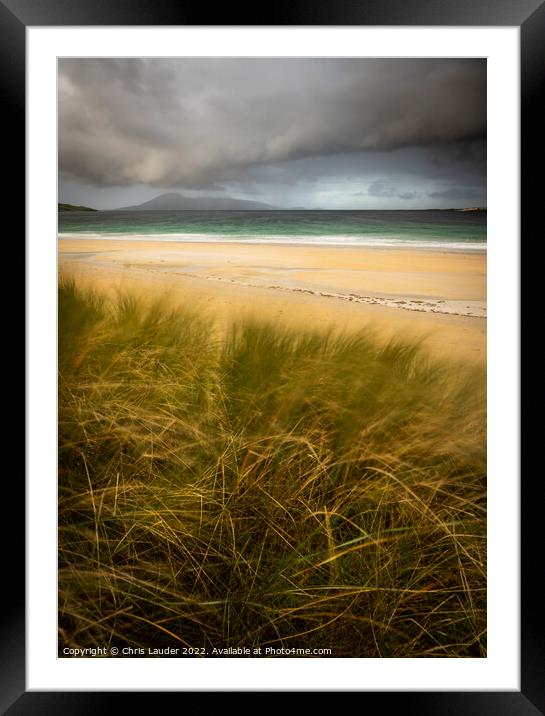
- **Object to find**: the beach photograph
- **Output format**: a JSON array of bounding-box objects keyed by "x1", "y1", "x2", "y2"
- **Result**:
[{"x1": 58, "y1": 58, "x2": 486, "y2": 658}]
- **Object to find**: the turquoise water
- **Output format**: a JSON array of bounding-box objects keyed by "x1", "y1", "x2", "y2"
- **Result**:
[{"x1": 58, "y1": 209, "x2": 487, "y2": 251}]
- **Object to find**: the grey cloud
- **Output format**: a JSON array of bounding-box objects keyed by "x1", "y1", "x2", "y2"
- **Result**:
[
  {"x1": 429, "y1": 140, "x2": 486, "y2": 173},
  {"x1": 367, "y1": 182, "x2": 418, "y2": 202},
  {"x1": 368, "y1": 180, "x2": 396, "y2": 197},
  {"x1": 58, "y1": 58, "x2": 486, "y2": 189},
  {"x1": 220, "y1": 143, "x2": 486, "y2": 199},
  {"x1": 428, "y1": 186, "x2": 485, "y2": 199}
]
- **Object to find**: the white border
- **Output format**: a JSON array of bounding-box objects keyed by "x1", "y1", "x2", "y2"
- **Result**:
[{"x1": 27, "y1": 27, "x2": 519, "y2": 691}]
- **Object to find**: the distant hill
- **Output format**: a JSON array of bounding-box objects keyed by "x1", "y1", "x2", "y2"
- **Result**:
[
  {"x1": 58, "y1": 202, "x2": 97, "y2": 212},
  {"x1": 438, "y1": 207, "x2": 486, "y2": 213},
  {"x1": 116, "y1": 192, "x2": 275, "y2": 211},
  {"x1": 420, "y1": 207, "x2": 486, "y2": 213}
]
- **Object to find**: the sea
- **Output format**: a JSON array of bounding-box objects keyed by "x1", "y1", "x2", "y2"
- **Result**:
[{"x1": 58, "y1": 209, "x2": 486, "y2": 251}]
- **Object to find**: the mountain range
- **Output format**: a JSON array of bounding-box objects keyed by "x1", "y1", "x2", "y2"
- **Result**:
[{"x1": 116, "y1": 193, "x2": 274, "y2": 211}]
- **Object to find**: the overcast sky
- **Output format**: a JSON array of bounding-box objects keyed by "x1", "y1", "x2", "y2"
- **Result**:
[{"x1": 58, "y1": 58, "x2": 486, "y2": 210}]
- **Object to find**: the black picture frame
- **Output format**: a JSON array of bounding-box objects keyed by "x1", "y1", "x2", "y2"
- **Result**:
[{"x1": 10, "y1": 0, "x2": 535, "y2": 710}]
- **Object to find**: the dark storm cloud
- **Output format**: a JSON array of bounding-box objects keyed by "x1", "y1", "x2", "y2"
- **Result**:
[
  {"x1": 58, "y1": 58, "x2": 486, "y2": 189},
  {"x1": 220, "y1": 142, "x2": 486, "y2": 199}
]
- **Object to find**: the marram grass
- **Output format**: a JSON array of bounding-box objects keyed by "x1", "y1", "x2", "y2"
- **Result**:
[{"x1": 58, "y1": 277, "x2": 486, "y2": 657}]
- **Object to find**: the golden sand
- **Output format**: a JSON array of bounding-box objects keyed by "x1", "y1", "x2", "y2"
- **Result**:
[{"x1": 59, "y1": 239, "x2": 486, "y2": 363}]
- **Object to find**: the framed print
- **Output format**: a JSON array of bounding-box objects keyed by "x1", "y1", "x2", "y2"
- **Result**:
[{"x1": 12, "y1": 0, "x2": 537, "y2": 710}]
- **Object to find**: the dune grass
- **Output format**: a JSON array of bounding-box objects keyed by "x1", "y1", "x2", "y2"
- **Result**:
[{"x1": 58, "y1": 276, "x2": 486, "y2": 657}]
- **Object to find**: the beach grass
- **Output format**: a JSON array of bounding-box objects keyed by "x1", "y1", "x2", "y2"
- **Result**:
[{"x1": 58, "y1": 276, "x2": 486, "y2": 657}]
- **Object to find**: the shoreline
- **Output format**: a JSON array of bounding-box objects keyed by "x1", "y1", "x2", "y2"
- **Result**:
[
  {"x1": 59, "y1": 238, "x2": 486, "y2": 364},
  {"x1": 59, "y1": 233, "x2": 487, "y2": 253}
]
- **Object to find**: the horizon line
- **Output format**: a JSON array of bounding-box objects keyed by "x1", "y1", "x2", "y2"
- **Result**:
[{"x1": 59, "y1": 203, "x2": 487, "y2": 212}]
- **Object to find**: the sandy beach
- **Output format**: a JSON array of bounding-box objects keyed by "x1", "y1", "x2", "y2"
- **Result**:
[{"x1": 59, "y1": 238, "x2": 486, "y2": 363}]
